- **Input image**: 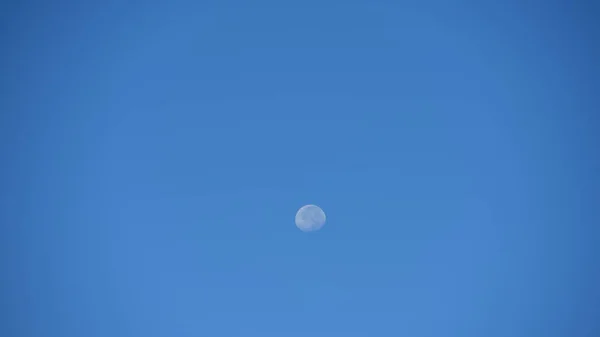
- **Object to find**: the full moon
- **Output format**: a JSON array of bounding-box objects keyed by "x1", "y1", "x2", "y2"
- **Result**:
[{"x1": 295, "y1": 204, "x2": 326, "y2": 232}]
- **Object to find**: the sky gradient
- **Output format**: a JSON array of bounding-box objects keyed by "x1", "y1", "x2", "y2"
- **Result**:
[{"x1": 2, "y1": 1, "x2": 599, "y2": 336}]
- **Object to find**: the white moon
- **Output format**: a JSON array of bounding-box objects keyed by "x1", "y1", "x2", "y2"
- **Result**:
[{"x1": 295, "y1": 204, "x2": 326, "y2": 232}]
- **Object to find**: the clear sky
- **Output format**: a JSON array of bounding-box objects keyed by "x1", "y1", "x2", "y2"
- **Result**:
[{"x1": 1, "y1": 1, "x2": 599, "y2": 336}]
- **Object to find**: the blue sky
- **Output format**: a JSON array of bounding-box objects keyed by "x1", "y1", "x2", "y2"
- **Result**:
[{"x1": 2, "y1": 1, "x2": 599, "y2": 336}]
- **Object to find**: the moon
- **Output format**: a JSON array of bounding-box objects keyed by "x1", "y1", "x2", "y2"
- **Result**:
[{"x1": 295, "y1": 204, "x2": 326, "y2": 232}]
